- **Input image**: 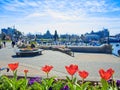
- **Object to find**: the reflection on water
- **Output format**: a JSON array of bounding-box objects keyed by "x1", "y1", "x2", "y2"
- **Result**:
[{"x1": 110, "y1": 43, "x2": 120, "y2": 56}]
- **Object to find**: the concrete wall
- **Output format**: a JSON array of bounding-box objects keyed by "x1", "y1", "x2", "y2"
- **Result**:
[{"x1": 68, "y1": 44, "x2": 112, "y2": 54}]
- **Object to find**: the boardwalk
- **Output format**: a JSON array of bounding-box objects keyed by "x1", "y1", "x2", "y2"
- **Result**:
[{"x1": 0, "y1": 42, "x2": 120, "y2": 81}]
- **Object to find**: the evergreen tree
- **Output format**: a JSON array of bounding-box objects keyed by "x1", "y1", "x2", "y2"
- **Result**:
[
  {"x1": 1, "y1": 33, "x2": 6, "y2": 40},
  {"x1": 53, "y1": 30, "x2": 59, "y2": 41}
]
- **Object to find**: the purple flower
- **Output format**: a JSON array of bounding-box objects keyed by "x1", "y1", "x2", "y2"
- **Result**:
[
  {"x1": 116, "y1": 80, "x2": 120, "y2": 87},
  {"x1": 49, "y1": 87, "x2": 52, "y2": 90},
  {"x1": 61, "y1": 85, "x2": 70, "y2": 90},
  {"x1": 28, "y1": 79, "x2": 35, "y2": 85},
  {"x1": 28, "y1": 77, "x2": 42, "y2": 85},
  {"x1": 34, "y1": 77, "x2": 42, "y2": 82},
  {"x1": 107, "y1": 79, "x2": 113, "y2": 85}
]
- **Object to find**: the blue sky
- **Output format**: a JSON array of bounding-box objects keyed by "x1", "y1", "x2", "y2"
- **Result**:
[{"x1": 0, "y1": 0, "x2": 120, "y2": 35}]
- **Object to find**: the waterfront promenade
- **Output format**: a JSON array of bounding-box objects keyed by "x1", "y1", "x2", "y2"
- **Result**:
[{"x1": 0, "y1": 42, "x2": 120, "y2": 81}]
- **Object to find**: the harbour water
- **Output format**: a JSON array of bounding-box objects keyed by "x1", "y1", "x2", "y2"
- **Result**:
[{"x1": 110, "y1": 43, "x2": 120, "y2": 56}]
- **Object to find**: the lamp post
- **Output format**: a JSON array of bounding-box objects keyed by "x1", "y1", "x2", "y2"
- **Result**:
[{"x1": 107, "y1": 36, "x2": 110, "y2": 45}]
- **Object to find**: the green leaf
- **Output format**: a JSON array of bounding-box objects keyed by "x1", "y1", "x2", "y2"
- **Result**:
[
  {"x1": 28, "y1": 82, "x2": 43, "y2": 90},
  {"x1": 101, "y1": 79, "x2": 109, "y2": 90},
  {"x1": 0, "y1": 76, "x2": 13, "y2": 89},
  {"x1": 52, "y1": 80, "x2": 64, "y2": 90},
  {"x1": 81, "y1": 82, "x2": 91, "y2": 90},
  {"x1": 72, "y1": 77, "x2": 77, "y2": 84},
  {"x1": 109, "y1": 87, "x2": 118, "y2": 90},
  {"x1": 41, "y1": 77, "x2": 55, "y2": 90},
  {"x1": 16, "y1": 78, "x2": 28, "y2": 90},
  {"x1": 76, "y1": 83, "x2": 82, "y2": 90},
  {"x1": 67, "y1": 81, "x2": 73, "y2": 89},
  {"x1": 66, "y1": 76, "x2": 72, "y2": 82},
  {"x1": 14, "y1": 70, "x2": 18, "y2": 80}
]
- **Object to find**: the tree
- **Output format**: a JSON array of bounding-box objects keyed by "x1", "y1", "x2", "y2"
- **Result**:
[
  {"x1": 53, "y1": 30, "x2": 59, "y2": 41},
  {"x1": 14, "y1": 30, "x2": 22, "y2": 40},
  {"x1": 80, "y1": 34, "x2": 85, "y2": 42},
  {"x1": 1, "y1": 33, "x2": 6, "y2": 40}
]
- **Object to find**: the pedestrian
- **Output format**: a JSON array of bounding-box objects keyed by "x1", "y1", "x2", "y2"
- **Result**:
[
  {"x1": 11, "y1": 41, "x2": 15, "y2": 48},
  {"x1": 31, "y1": 43, "x2": 35, "y2": 48},
  {"x1": 3, "y1": 41, "x2": 6, "y2": 47}
]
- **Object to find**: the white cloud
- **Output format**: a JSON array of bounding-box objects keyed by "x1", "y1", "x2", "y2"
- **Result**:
[
  {"x1": 1, "y1": 0, "x2": 120, "y2": 16},
  {"x1": 24, "y1": 1, "x2": 39, "y2": 7},
  {"x1": 26, "y1": 13, "x2": 46, "y2": 18},
  {"x1": 0, "y1": 0, "x2": 120, "y2": 35},
  {"x1": 46, "y1": 10, "x2": 72, "y2": 20}
]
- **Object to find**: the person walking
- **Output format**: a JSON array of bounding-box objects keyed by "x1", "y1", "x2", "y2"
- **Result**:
[
  {"x1": 11, "y1": 40, "x2": 15, "y2": 48},
  {"x1": 3, "y1": 41, "x2": 6, "y2": 47}
]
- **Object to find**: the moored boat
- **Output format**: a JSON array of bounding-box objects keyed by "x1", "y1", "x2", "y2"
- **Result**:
[
  {"x1": 118, "y1": 50, "x2": 120, "y2": 56},
  {"x1": 116, "y1": 44, "x2": 119, "y2": 47}
]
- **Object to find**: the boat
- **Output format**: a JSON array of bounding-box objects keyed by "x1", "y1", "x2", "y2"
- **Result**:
[
  {"x1": 118, "y1": 50, "x2": 120, "y2": 56},
  {"x1": 116, "y1": 44, "x2": 120, "y2": 47}
]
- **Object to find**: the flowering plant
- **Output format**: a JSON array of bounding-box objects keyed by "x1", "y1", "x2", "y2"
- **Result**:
[
  {"x1": 8, "y1": 62, "x2": 19, "y2": 79},
  {"x1": 42, "y1": 65, "x2": 53, "y2": 78},
  {"x1": 0, "y1": 62, "x2": 120, "y2": 90},
  {"x1": 99, "y1": 68, "x2": 117, "y2": 90},
  {"x1": 0, "y1": 62, "x2": 29, "y2": 90},
  {"x1": 65, "y1": 64, "x2": 91, "y2": 90}
]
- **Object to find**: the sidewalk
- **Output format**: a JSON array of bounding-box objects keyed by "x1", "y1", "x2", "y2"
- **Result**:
[
  {"x1": 0, "y1": 42, "x2": 68, "y2": 79},
  {"x1": 0, "y1": 42, "x2": 120, "y2": 81},
  {"x1": 0, "y1": 61, "x2": 68, "y2": 79}
]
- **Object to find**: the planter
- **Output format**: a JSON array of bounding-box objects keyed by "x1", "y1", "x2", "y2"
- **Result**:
[{"x1": 15, "y1": 48, "x2": 43, "y2": 56}]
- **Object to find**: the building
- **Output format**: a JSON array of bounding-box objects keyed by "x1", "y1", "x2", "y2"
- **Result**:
[
  {"x1": 84, "y1": 28, "x2": 109, "y2": 43},
  {"x1": 1, "y1": 27, "x2": 16, "y2": 36},
  {"x1": 90, "y1": 28, "x2": 109, "y2": 38},
  {"x1": 1, "y1": 27, "x2": 16, "y2": 39},
  {"x1": 85, "y1": 34, "x2": 100, "y2": 41},
  {"x1": 43, "y1": 30, "x2": 53, "y2": 39},
  {"x1": 1, "y1": 27, "x2": 22, "y2": 40}
]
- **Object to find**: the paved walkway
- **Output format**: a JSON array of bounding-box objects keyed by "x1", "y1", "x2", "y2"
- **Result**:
[{"x1": 0, "y1": 42, "x2": 120, "y2": 81}]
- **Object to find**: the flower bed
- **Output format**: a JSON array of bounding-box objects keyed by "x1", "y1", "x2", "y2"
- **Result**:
[
  {"x1": 0, "y1": 62, "x2": 120, "y2": 90},
  {"x1": 15, "y1": 48, "x2": 43, "y2": 56}
]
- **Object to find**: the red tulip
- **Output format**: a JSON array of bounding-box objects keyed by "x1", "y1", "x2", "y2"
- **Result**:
[
  {"x1": 8, "y1": 62, "x2": 19, "y2": 71},
  {"x1": 42, "y1": 65, "x2": 53, "y2": 74},
  {"x1": 78, "y1": 70, "x2": 89, "y2": 79},
  {"x1": 24, "y1": 69, "x2": 28, "y2": 79},
  {"x1": 99, "y1": 68, "x2": 114, "y2": 81},
  {"x1": 107, "y1": 68, "x2": 114, "y2": 75},
  {"x1": 65, "y1": 64, "x2": 78, "y2": 76},
  {"x1": 24, "y1": 69, "x2": 29, "y2": 74}
]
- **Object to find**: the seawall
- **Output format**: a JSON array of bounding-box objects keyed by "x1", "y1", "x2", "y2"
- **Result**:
[{"x1": 68, "y1": 44, "x2": 112, "y2": 54}]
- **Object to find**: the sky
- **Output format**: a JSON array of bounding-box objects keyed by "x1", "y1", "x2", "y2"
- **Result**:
[{"x1": 0, "y1": 0, "x2": 120, "y2": 35}]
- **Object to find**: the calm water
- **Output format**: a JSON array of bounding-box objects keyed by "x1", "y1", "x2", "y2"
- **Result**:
[{"x1": 110, "y1": 43, "x2": 120, "y2": 56}]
